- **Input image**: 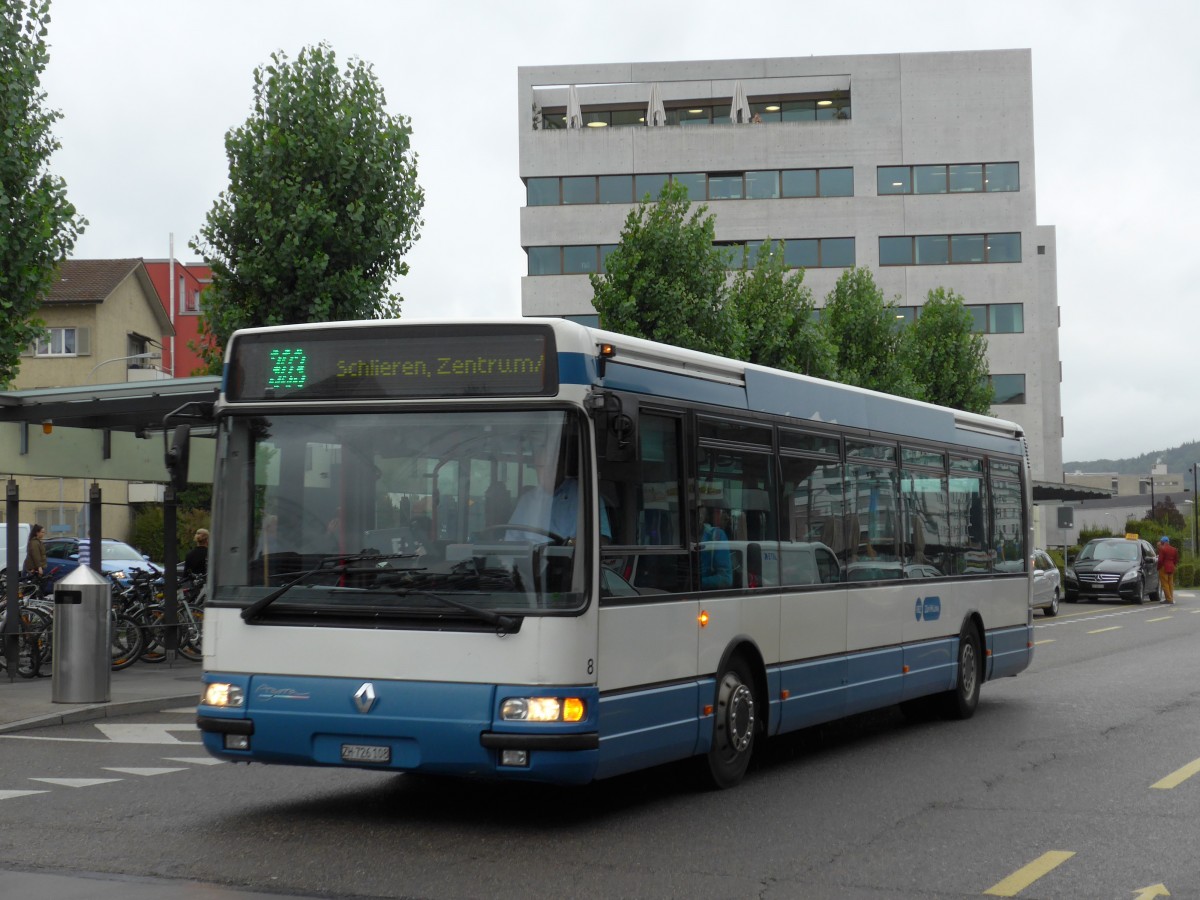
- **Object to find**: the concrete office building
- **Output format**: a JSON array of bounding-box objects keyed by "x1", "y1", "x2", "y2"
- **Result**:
[{"x1": 517, "y1": 50, "x2": 1063, "y2": 482}]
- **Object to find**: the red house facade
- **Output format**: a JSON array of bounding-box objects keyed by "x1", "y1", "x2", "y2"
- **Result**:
[{"x1": 142, "y1": 260, "x2": 213, "y2": 377}]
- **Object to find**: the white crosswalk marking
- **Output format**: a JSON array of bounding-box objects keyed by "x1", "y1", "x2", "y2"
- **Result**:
[
  {"x1": 165, "y1": 756, "x2": 224, "y2": 765},
  {"x1": 95, "y1": 724, "x2": 200, "y2": 744},
  {"x1": 103, "y1": 767, "x2": 189, "y2": 776},
  {"x1": 0, "y1": 789, "x2": 49, "y2": 800},
  {"x1": 30, "y1": 777, "x2": 122, "y2": 788}
]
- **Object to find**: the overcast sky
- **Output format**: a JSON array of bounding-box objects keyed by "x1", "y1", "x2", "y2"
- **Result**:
[{"x1": 37, "y1": 0, "x2": 1200, "y2": 465}]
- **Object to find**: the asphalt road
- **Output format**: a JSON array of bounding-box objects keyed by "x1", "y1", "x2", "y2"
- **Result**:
[{"x1": 2, "y1": 595, "x2": 1198, "y2": 899}]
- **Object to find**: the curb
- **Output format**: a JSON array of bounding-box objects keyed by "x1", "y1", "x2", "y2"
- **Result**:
[{"x1": 0, "y1": 692, "x2": 199, "y2": 735}]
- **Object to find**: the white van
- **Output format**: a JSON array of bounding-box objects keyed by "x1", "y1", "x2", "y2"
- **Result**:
[{"x1": 0, "y1": 523, "x2": 32, "y2": 575}]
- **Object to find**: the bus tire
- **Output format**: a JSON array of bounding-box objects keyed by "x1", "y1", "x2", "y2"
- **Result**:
[
  {"x1": 942, "y1": 624, "x2": 981, "y2": 720},
  {"x1": 699, "y1": 655, "x2": 758, "y2": 789}
]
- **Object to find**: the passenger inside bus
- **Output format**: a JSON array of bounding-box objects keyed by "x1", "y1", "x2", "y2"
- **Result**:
[
  {"x1": 506, "y1": 445, "x2": 612, "y2": 543},
  {"x1": 698, "y1": 504, "x2": 733, "y2": 589}
]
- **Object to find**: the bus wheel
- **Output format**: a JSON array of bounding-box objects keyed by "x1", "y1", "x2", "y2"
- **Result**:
[
  {"x1": 942, "y1": 625, "x2": 981, "y2": 720},
  {"x1": 700, "y1": 656, "x2": 757, "y2": 789}
]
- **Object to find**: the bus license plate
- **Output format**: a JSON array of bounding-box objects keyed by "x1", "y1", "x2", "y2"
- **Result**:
[{"x1": 341, "y1": 743, "x2": 391, "y2": 764}]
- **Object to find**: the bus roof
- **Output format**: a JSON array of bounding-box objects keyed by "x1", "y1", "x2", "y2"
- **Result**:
[{"x1": 223, "y1": 317, "x2": 1024, "y2": 454}]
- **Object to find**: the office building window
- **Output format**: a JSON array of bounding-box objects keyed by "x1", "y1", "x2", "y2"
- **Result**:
[
  {"x1": 879, "y1": 233, "x2": 1021, "y2": 266},
  {"x1": 635, "y1": 173, "x2": 669, "y2": 201},
  {"x1": 527, "y1": 247, "x2": 561, "y2": 276},
  {"x1": 527, "y1": 178, "x2": 559, "y2": 206},
  {"x1": 599, "y1": 175, "x2": 633, "y2": 204},
  {"x1": 672, "y1": 172, "x2": 706, "y2": 198},
  {"x1": 877, "y1": 162, "x2": 1019, "y2": 195},
  {"x1": 991, "y1": 374, "x2": 1026, "y2": 404},
  {"x1": 900, "y1": 304, "x2": 1024, "y2": 334},
  {"x1": 746, "y1": 171, "x2": 780, "y2": 199},
  {"x1": 988, "y1": 304, "x2": 1023, "y2": 333},
  {"x1": 540, "y1": 93, "x2": 850, "y2": 128},
  {"x1": 530, "y1": 238, "x2": 855, "y2": 276},
  {"x1": 563, "y1": 245, "x2": 598, "y2": 274},
  {"x1": 562, "y1": 176, "x2": 596, "y2": 205},
  {"x1": 708, "y1": 174, "x2": 744, "y2": 200},
  {"x1": 526, "y1": 167, "x2": 853, "y2": 206}
]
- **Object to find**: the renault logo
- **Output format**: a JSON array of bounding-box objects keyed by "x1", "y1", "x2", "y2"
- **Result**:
[{"x1": 353, "y1": 682, "x2": 377, "y2": 714}]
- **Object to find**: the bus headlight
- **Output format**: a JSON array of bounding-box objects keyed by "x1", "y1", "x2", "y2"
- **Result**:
[
  {"x1": 202, "y1": 682, "x2": 244, "y2": 708},
  {"x1": 500, "y1": 697, "x2": 585, "y2": 722}
]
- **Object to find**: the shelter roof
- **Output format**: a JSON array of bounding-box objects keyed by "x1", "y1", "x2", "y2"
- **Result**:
[
  {"x1": 1032, "y1": 480, "x2": 1113, "y2": 502},
  {"x1": 0, "y1": 377, "x2": 219, "y2": 434}
]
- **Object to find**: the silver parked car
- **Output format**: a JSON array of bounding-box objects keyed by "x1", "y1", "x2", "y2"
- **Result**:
[{"x1": 1031, "y1": 548, "x2": 1062, "y2": 616}]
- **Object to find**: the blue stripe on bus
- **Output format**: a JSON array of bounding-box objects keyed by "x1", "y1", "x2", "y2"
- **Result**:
[
  {"x1": 594, "y1": 681, "x2": 705, "y2": 780},
  {"x1": 595, "y1": 633, "x2": 1032, "y2": 776},
  {"x1": 903, "y1": 638, "x2": 957, "y2": 699},
  {"x1": 776, "y1": 656, "x2": 847, "y2": 731},
  {"x1": 198, "y1": 673, "x2": 602, "y2": 784},
  {"x1": 200, "y1": 627, "x2": 1032, "y2": 785},
  {"x1": 987, "y1": 625, "x2": 1034, "y2": 679}
]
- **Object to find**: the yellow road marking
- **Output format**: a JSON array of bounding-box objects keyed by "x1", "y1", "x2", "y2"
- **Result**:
[
  {"x1": 1087, "y1": 626, "x2": 1121, "y2": 634},
  {"x1": 984, "y1": 850, "x2": 1075, "y2": 896},
  {"x1": 1146, "y1": 616, "x2": 1173, "y2": 623},
  {"x1": 1152, "y1": 757, "x2": 1200, "y2": 790},
  {"x1": 1034, "y1": 639, "x2": 1055, "y2": 645}
]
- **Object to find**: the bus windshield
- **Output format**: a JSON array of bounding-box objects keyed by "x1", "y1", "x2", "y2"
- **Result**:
[{"x1": 212, "y1": 408, "x2": 591, "y2": 618}]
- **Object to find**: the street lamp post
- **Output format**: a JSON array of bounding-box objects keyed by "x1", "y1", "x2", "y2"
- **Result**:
[
  {"x1": 1185, "y1": 468, "x2": 1195, "y2": 561},
  {"x1": 85, "y1": 352, "x2": 161, "y2": 383},
  {"x1": 1141, "y1": 475, "x2": 1157, "y2": 523}
]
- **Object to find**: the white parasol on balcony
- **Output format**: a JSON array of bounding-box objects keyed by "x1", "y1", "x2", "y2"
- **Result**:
[
  {"x1": 566, "y1": 84, "x2": 583, "y2": 129},
  {"x1": 730, "y1": 80, "x2": 751, "y2": 124},
  {"x1": 646, "y1": 83, "x2": 667, "y2": 126}
]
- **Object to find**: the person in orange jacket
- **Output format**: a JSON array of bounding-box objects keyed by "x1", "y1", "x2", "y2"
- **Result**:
[{"x1": 1157, "y1": 536, "x2": 1179, "y2": 604}]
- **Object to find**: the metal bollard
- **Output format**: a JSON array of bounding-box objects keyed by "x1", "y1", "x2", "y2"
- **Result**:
[{"x1": 52, "y1": 565, "x2": 112, "y2": 703}]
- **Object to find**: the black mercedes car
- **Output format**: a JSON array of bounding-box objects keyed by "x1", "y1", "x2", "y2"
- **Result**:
[{"x1": 1064, "y1": 537, "x2": 1160, "y2": 604}]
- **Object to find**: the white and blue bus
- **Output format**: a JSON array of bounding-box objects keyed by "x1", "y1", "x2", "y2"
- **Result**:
[{"x1": 189, "y1": 318, "x2": 1033, "y2": 788}]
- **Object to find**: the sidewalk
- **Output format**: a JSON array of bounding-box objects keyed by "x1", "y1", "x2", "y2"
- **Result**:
[{"x1": 0, "y1": 658, "x2": 202, "y2": 734}]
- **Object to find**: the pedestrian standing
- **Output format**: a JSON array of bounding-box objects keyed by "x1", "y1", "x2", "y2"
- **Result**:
[
  {"x1": 185, "y1": 528, "x2": 209, "y2": 577},
  {"x1": 1157, "y1": 536, "x2": 1179, "y2": 604},
  {"x1": 23, "y1": 523, "x2": 46, "y2": 578}
]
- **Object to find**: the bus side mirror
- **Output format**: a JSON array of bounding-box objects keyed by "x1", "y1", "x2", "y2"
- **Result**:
[
  {"x1": 165, "y1": 423, "x2": 191, "y2": 492},
  {"x1": 585, "y1": 391, "x2": 636, "y2": 463}
]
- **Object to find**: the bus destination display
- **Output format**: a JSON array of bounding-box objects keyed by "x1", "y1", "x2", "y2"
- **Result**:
[{"x1": 228, "y1": 327, "x2": 556, "y2": 400}]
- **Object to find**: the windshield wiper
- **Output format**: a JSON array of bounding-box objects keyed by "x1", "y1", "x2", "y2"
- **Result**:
[
  {"x1": 240, "y1": 553, "x2": 419, "y2": 621},
  {"x1": 384, "y1": 588, "x2": 519, "y2": 635}
]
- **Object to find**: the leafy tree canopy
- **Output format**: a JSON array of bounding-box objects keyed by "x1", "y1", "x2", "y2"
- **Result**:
[
  {"x1": 0, "y1": 0, "x2": 86, "y2": 387},
  {"x1": 192, "y1": 42, "x2": 424, "y2": 372},
  {"x1": 729, "y1": 241, "x2": 835, "y2": 379},
  {"x1": 821, "y1": 267, "x2": 917, "y2": 397},
  {"x1": 590, "y1": 181, "x2": 739, "y2": 356},
  {"x1": 902, "y1": 287, "x2": 993, "y2": 414}
]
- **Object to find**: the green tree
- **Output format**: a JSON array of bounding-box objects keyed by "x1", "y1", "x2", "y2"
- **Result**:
[
  {"x1": 821, "y1": 267, "x2": 917, "y2": 397},
  {"x1": 729, "y1": 241, "x2": 835, "y2": 378},
  {"x1": 0, "y1": 0, "x2": 86, "y2": 387},
  {"x1": 590, "y1": 181, "x2": 740, "y2": 356},
  {"x1": 130, "y1": 504, "x2": 210, "y2": 563},
  {"x1": 192, "y1": 42, "x2": 424, "y2": 372},
  {"x1": 902, "y1": 287, "x2": 993, "y2": 413}
]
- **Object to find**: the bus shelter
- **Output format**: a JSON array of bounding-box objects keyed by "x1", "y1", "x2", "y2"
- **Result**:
[{"x1": 1, "y1": 377, "x2": 219, "y2": 676}]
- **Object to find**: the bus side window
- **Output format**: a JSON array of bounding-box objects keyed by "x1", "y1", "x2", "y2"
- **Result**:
[{"x1": 598, "y1": 412, "x2": 689, "y2": 594}]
